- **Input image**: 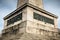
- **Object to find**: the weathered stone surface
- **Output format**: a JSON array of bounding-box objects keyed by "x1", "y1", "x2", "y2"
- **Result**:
[
  {"x1": 1, "y1": 22, "x2": 60, "y2": 40},
  {"x1": 1, "y1": 0, "x2": 60, "y2": 40},
  {"x1": 17, "y1": 0, "x2": 43, "y2": 8}
]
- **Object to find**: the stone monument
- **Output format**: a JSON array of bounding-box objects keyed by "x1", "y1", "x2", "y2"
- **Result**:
[{"x1": 1, "y1": 0, "x2": 60, "y2": 40}]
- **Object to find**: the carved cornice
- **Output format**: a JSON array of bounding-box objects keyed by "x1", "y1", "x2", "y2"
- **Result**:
[
  {"x1": 4, "y1": 3, "x2": 58, "y2": 20},
  {"x1": 27, "y1": 3, "x2": 58, "y2": 18}
]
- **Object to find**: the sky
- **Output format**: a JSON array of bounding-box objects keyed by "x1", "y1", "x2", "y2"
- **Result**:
[{"x1": 0, "y1": 0, "x2": 60, "y2": 33}]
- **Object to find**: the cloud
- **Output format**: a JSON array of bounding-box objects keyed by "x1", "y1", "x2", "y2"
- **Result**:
[
  {"x1": 0, "y1": 0, "x2": 17, "y2": 33},
  {"x1": 0, "y1": 0, "x2": 17, "y2": 10}
]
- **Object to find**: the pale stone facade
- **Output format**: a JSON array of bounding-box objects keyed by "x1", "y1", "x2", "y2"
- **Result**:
[
  {"x1": 0, "y1": 0, "x2": 60, "y2": 40},
  {"x1": 17, "y1": 0, "x2": 43, "y2": 8}
]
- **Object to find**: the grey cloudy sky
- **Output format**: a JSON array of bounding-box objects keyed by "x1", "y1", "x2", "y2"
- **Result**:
[{"x1": 0, "y1": 0, "x2": 60, "y2": 33}]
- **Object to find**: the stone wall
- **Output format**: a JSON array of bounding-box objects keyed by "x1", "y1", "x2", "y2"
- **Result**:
[
  {"x1": 1, "y1": 21, "x2": 60, "y2": 40},
  {"x1": 2, "y1": 21, "x2": 27, "y2": 40}
]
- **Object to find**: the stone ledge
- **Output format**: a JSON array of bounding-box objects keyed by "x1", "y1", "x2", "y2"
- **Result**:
[{"x1": 4, "y1": 3, "x2": 58, "y2": 20}]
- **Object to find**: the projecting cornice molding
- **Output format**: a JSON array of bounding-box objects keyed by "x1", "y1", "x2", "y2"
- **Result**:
[{"x1": 4, "y1": 3, "x2": 58, "y2": 20}]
